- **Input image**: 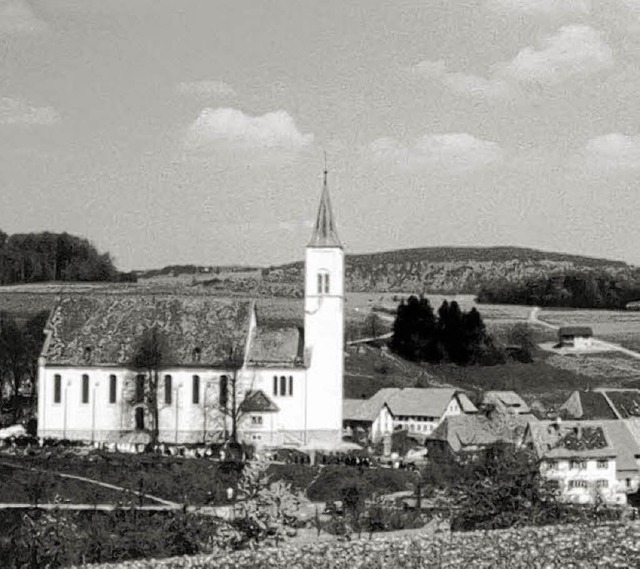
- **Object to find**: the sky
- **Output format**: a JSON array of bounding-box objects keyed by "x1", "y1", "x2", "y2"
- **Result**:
[{"x1": 2, "y1": 0, "x2": 640, "y2": 270}]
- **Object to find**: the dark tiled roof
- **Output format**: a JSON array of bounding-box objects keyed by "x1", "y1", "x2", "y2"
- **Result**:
[
  {"x1": 247, "y1": 326, "x2": 304, "y2": 368},
  {"x1": 431, "y1": 411, "x2": 530, "y2": 452},
  {"x1": 602, "y1": 390, "x2": 640, "y2": 419},
  {"x1": 558, "y1": 326, "x2": 593, "y2": 337},
  {"x1": 529, "y1": 421, "x2": 616, "y2": 459},
  {"x1": 559, "y1": 391, "x2": 618, "y2": 420},
  {"x1": 44, "y1": 295, "x2": 253, "y2": 367},
  {"x1": 239, "y1": 390, "x2": 279, "y2": 413}
]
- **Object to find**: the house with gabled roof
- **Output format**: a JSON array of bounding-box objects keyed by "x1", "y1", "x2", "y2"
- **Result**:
[
  {"x1": 428, "y1": 406, "x2": 534, "y2": 460},
  {"x1": 482, "y1": 391, "x2": 531, "y2": 415},
  {"x1": 37, "y1": 173, "x2": 345, "y2": 448},
  {"x1": 343, "y1": 387, "x2": 477, "y2": 442},
  {"x1": 525, "y1": 419, "x2": 640, "y2": 505}
]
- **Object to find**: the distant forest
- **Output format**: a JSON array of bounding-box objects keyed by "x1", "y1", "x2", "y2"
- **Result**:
[
  {"x1": 0, "y1": 230, "x2": 134, "y2": 285},
  {"x1": 476, "y1": 271, "x2": 640, "y2": 310}
]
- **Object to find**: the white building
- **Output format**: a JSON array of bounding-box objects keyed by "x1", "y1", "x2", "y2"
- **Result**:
[
  {"x1": 557, "y1": 326, "x2": 593, "y2": 350},
  {"x1": 526, "y1": 420, "x2": 640, "y2": 505},
  {"x1": 343, "y1": 387, "x2": 477, "y2": 442},
  {"x1": 37, "y1": 174, "x2": 344, "y2": 448}
]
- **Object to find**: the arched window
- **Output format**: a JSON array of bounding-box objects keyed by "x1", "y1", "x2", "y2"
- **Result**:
[
  {"x1": 220, "y1": 376, "x2": 229, "y2": 408},
  {"x1": 317, "y1": 271, "x2": 330, "y2": 294},
  {"x1": 53, "y1": 374, "x2": 61, "y2": 404},
  {"x1": 135, "y1": 374, "x2": 145, "y2": 403},
  {"x1": 81, "y1": 374, "x2": 89, "y2": 404},
  {"x1": 109, "y1": 375, "x2": 117, "y2": 404},
  {"x1": 192, "y1": 375, "x2": 200, "y2": 404},
  {"x1": 273, "y1": 376, "x2": 278, "y2": 396},
  {"x1": 164, "y1": 375, "x2": 172, "y2": 405},
  {"x1": 280, "y1": 376, "x2": 286, "y2": 396}
]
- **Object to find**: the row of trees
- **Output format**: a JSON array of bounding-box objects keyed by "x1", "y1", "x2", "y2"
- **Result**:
[
  {"x1": 477, "y1": 271, "x2": 640, "y2": 310},
  {"x1": 0, "y1": 230, "x2": 127, "y2": 285},
  {"x1": 0, "y1": 311, "x2": 49, "y2": 423},
  {"x1": 390, "y1": 296, "x2": 505, "y2": 365}
]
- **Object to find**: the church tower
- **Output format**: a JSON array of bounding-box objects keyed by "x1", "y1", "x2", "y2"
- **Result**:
[{"x1": 304, "y1": 169, "x2": 344, "y2": 445}]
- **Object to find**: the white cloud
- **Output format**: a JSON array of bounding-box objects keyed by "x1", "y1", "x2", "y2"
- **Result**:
[
  {"x1": 583, "y1": 133, "x2": 640, "y2": 170},
  {"x1": 0, "y1": 97, "x2": 60, "y2": 125},
  {"x1": 176, "y1": 80, "x2": 236, "y2": 98},
  {"x1": 497, "y1": 25, "x2": 613, "y2": 85},
  {"x1": 370, "y1": 133, "x2": 503, "y2": 173},
  {"x1": 0, "y1": 0, "x2": 48, "y2": 34},
  {"x1": 485, "y1": 0, "x2": 590, "y2": 16},
  {"x1": 413, "y1": 60, "x2": 512, "y2": 99},
  {"x1": 414, "y1": 25, "x2": 613, "y2": 97},
  {"x1": 185, "y1": 107, "x2": 313, "y2": 150}
]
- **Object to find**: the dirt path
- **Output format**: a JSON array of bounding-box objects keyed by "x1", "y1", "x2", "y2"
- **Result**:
[{"x1": 0, "y1": 459, "x2": 180, "y2": 507}]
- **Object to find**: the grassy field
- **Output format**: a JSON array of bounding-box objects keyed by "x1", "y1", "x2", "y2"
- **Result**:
[
  {"x1": 69, "y1": 521, "x2": 640, "y2": 569},
  {"x1": 0, "y1": 462, "x2": 148, "y2": 504}
]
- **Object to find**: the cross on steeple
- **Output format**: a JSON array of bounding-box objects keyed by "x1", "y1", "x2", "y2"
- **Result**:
[{"x1": 308, "y1": 163, "x2": 341, "y2": 248}]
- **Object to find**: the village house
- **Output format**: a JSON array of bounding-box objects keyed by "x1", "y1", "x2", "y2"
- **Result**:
[
  {"x1": 343, "y1": 387, "x2": 477, "y2": 442},
  {"x1": 525, "y1": 419, "x2": 640, "y2": 505},
  {"x1": 427, "y1": 405, "x2": 534, "y2": 461},
  {"x1": 37, "y1": 174, "x2": 345, "y2": 448},
  {"x1": 557, "y1": 326, "x2": 593, "y2": 350},
  {"x1": 481, "y1": 390, "x2": 532, "y2": 415}
]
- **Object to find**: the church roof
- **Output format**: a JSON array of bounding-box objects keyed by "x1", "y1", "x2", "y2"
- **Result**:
[
  {"x1": 308, "y1": 171, "x2": 341, "y2": 248},
  {"x1": 247, "y1": 326, "x2": 304, "y2": 367},
  {"x1": 42, "y1": 295, "x2": 253, "y2": 367}
]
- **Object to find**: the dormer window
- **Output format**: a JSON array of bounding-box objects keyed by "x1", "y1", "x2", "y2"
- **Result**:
[
  {"x1": 317, "y1": 271, "x2": 330, "y2": 294},
  {"x1": 83, "y1": 346, "x2": 92, "y2": 363},
  {"x1": 192, "y1": 347, "x2": 201, "y2": 363}
]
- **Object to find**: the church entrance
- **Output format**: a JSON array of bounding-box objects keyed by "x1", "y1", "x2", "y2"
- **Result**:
[{"x1": 134, "y1": 407, "x2": 145, "y2": 431}]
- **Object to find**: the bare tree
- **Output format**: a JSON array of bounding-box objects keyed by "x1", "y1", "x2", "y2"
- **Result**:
[{"x1": 129, "y1": 326, "x2": 171, "y2": 446}]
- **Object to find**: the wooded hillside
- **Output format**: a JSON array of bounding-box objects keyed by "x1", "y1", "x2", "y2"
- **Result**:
[{"x1": 0, "y1": 230, "x2": 126, "y2": 285}]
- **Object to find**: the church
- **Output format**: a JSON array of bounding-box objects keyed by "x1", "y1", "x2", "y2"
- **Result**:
[{"x1": 36, "y1": 175, "x2": 344, "y2": 448}]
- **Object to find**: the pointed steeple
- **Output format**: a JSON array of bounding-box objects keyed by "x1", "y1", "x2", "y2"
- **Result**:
[{"x1": 308, "y1": 168, "x2": 342, "y2": 248}]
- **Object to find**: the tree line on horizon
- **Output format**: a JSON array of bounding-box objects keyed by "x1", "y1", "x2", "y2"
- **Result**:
[
  {"x1": 390, "y1": 296, "x2": 507, "y2": 366},
  {"x1": 476, "y1": 271, "x2": 640, "y2": 310},
  {"x1": 0, "y1": 230, "x2": 135, "y2": 285}
]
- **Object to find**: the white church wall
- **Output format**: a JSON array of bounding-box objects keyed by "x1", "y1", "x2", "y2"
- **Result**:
[{"x1": 304, "y1": 246, "x2": 344, "y2": 442}]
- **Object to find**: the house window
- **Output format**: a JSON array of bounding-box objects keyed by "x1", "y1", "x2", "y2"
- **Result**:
[
  {"x1": 546, "y1": 460, "x2": 558, "y2": 470},
  {"x1": 109, "y1": 375, "x2": 117, "y2": 404},
  {"x1": 220, "y1": 376, "x2": 229, "y2": 408},
  {"x1": 273, "y1": 376, "x2": 278, "y2": 396},
  {"x1": 164, "y1": 375, "x2": 172, "y2": 405},
  {"x1": 317, "y1": 271, "x2": 330, "y2": 294},
  {"x1": 597, "y1": 459, "x2": 608, "y2": 469},
  {"x1": 570, "y1": 460, "x2": 586, "y2": 470},
  {"x1": 81, "y1": 374, "x2": 89, "y2": 404},
  {"x1": 251, "y1": 415, "x2": 263, "y2": 425},
  {"x1": 569, "y1": 480, "x2": 587, "y2": 488},
  {"x1": 135, "y1": 374, "x2": 145, "y2": 404},
  {"x1": 596, "y1": 480, "x2": 609, "y2": 488},
  {"x1": 53, "y1": 374, "x2": 61, "y2": 404},
  {"x1": 280, "y1": 376, "x2": 286, "y2": 396},
  {"x1": 289, "y1": 376, "x2": 293, "y2": 396},
  {"x1": 192, "y1": 375, "x2": 200, "y2": 404},
  {"x1": 627, "y1": 478, "x2": 632, "y2": 488}
]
